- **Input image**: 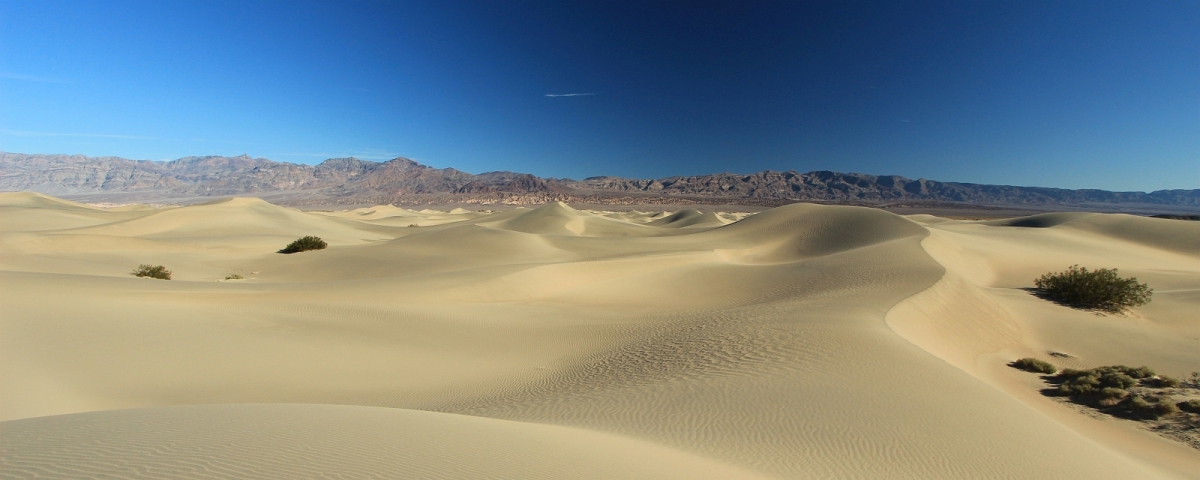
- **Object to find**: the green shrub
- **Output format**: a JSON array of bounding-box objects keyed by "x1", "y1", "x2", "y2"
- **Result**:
[
  {"x1": 1076, "y1": 365, "x2": 1155, "y2": 379},
  {"x1": 1097, "y1": 387, "x2": 1129, "y2": 407},
  {"x1": 1053, "y1": 365, "x2": 1158, "y2": 396},
  {"x1": 1036, "y1": 362, "x2": 1192, "y2": 424},
  {"x1": 1011, "y1": 357, "x2": 1057, "y2": 374},
  {"x1": 131, "y1": 264, "x2": 171, "y2": 280},
  {"x1": 1144, "y1": 376, "x2": 1181, "y2": 388},
  {"x1": 1034, "y1": 265, "x2": 1152, "y2": 313},
  {"x1": 1122, "y1": 366, "x2": 1156, "y2": 379},
  {"x1": 1101, "y1": 373, "x2": 1137, "y2": 390},
  {"x1": 1058, "y1": 375, "x2": 1101, "y2": 396},
  {"x1": 1125, "y1": 396, "x2": 1178, "y2": 419},
  {"x1": 279, "y1": 236, "x2": 328, "y2": 254},
  {"x1": 225, "y1": 274, "x2": 244, "y2": 280},
  {"x1": 1178, "y1": 399, "x2": 1200, "y2": 413}
]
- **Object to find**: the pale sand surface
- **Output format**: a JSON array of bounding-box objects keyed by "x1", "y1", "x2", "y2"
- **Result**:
[
  {"x1": 1, "y1": 192, "x2": 1197, "y2": 478},
  {"x1": 0, "y1": 404, "x2": 767, "y2": 480}
]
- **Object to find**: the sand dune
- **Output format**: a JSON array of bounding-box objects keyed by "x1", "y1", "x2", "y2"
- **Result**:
[
  {"x1": 0, "y1": 192, "x2": 159, "y2": 232},
  {"x1": 646, "y1": 208, "x2": 730, "y2": 228},
  {"x1": 986, "y1": 211, "x2": 1200, "y2": 255},
  {"x1": 318, "y1": 204, "x2": 487, "y2": 227},
  {"x1": 2, "y1": 194, "x2": 1198, "y2": 479},
  {"x1": 68, "y1": 197, "x2": 391, "y2": 245},
  {"x1": 0, "y1": 404, "x2": 767, "y2": 480},
  {"x1": 482, "y1": 201, "x2": 665, "y2": 237}
]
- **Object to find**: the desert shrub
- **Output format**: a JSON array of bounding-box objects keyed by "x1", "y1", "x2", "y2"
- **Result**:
[
  {"x1": 1178, "y1": 400, "x2": 1200, "y2": 413},
  {"x1": 1087, "y1": 365, "x2": 1155, "y2": 379},
  {"x1": 1036, "y1": 362, "x2": 1192, "y2": 424},
  {"x1": 131, "y1": 264, "x2": 171, "y2": 280},
  {"x1": 1124, "y1": 366, "x2": 1156, "y2": 379},
  {"x1": 1053, "y1": 365, "x2": 1157, "y2": 396},
  {"x1": 279, "y1": 236, "x2": 327, "y2": 254},
  {"x1": 409, "y1": 224, "x2": 419, "y2": 227},
  {"x1": 1144, "y1": 376, "x2": 1181, "y2": 388},
  {"x1": 225, "y1": 274, "x2": 244, "y2": 280},
  {"x1": 1097, "y1": 387, "x2": 1129, "y2": 407},
  {"x1": 1057, "y1": 375, "x2": 1101, "y2": 396},
  {"x1": 1011, "y1": 357, "x2": 1057, "y2": 374},
  {"x1": 1033, "y1": 265, "x2": 1152, "y2": 313},
  {"x1": 1125, "y1": 396, "x2": 1178, "y2": 419},
  {"x1": 1101, "y1": 373, "x2": 1137, "y2": 390}
]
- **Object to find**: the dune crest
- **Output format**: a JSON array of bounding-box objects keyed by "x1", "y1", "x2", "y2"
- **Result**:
[{"x1": 647, "y1": 208, "x2": 729, "y2": 228}]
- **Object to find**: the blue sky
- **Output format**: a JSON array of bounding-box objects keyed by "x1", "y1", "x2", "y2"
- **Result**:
[{"x1": 1, "y1": 0, "x2": 1196, "y2": 191}]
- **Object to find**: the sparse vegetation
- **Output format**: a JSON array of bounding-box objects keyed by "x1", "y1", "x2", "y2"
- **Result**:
[
  {"x1": 1097, "y1": 387, "x2": 1128, "y2": 406},
  {"x1": 131, "y1": 264, "x2": 171, "y2": 280},
  {"x1": 1145, "y1": 376, "x2": 1181, "y2": 388},
  {"x1": 1052, "y1": 365, "x2": 1153, "y2": 396},
  {"x1": 1033, "y1": 265, "x2": 1152, "y2": 313},
  {"x1": 279, "y1": 235, "x2": 327, "y2": 254},
  {"x1": 1127, "y1": 395, "x2": 1179, "y2": 419},
  {"x1": 1012, "y1": 362, "x2": 1200, "y2": 434},
  {"x1": 1179, "y1": 400, "x2": 1200, "y2": 414},
  {"x1": 409, "y1": 224, "x2": 419, "y2": 227},
  {"x1": 225, "y1": 274, "x2": 244, "y2": 280},
  {"x1": 1011, "y1": 357, "x2": 1057, "y2": 374}
]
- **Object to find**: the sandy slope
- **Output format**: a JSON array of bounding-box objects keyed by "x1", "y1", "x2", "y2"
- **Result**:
[
  {"x1": 888, "y1": 214, "x2": 1200, "y2": 477},
  {"x1": 1, "y1": 191, "x2": 1197, "y2": 479},
  {"x1": 0, "y1": 404, "x2": 767, "y2": 480}
]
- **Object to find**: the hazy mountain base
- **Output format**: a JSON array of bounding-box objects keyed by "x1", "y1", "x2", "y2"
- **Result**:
[{"x1": 4, "y1": 152, "x2": 1198, "y2": 213}]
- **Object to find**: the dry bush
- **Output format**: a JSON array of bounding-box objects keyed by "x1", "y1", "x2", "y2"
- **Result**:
[
  {"x1": 279, "y1": 236, "x2": 328, "y2": 254},
  {"x1": 1010, "y1": 357, "x2": 1057, "y2": 374},
  {"x1": 1178, "y1": 399, "x2": 1200, "y2": 414},
  {"x1": 1125, "y1": 395, "x2": 1178, "y2": 420},
  {"x1": 1034, "y1": 265, "x2": 1152, "y2": 313},
  {"x1": 1053, "y1": 365, "x2": 1155, "y2": 396},
  {"x1": 1143, "y1": 376, "x2": 1181, "y2": 388},
  {"x1": 131, "y1": 264, "x2": 171, "y2": 280}
]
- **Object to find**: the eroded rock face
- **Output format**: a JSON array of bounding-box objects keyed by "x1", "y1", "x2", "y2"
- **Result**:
[
  {"x1": 2, "y1": 152, "x2": 1198, "y2": 208},
  {"x1": 0, "y1": 153, "x2": 497, "y2": 197},
  {"x1": 565, "y1": 171, "x2": 1200, "y2": 206}
]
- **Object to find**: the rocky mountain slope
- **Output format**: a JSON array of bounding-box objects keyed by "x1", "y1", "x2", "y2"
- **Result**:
[
  {"x1": 567, "y1": 171, "x2": 1200, "y2": 206},
  {"x1": 2, "y1": 152, "x2": 1197, "y2": 209}
]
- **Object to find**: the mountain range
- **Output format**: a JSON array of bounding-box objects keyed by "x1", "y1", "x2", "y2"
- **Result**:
[{"x1": 2, "y1": 152, "x2": 1197, "y2": 211}]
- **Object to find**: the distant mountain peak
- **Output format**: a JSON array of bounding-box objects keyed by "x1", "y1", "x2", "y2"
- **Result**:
[{"x1": 0, "y1": 152, "x2": 1196, "y2": 211}]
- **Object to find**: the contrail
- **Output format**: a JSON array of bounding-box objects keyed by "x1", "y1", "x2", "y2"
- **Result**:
[{"x1": 545, "y1": 93, "x2": 596, "y2": 97}]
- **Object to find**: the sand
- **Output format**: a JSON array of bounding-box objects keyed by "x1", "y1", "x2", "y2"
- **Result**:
[{"x1": 1, "y1": 192, "x2": 1197, "y2": 479}]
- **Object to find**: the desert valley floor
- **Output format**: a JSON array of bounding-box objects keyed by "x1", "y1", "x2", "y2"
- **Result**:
[{"x1": 1, "y1": 192, "x2": 1198, "y2": 479}]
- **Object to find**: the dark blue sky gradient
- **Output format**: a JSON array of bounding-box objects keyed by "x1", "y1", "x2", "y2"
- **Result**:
[{"x1": 1, "y1": 0, "x2": 1196, "y2": 191}]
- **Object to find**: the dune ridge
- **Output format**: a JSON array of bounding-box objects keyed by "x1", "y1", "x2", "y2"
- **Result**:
[{"x1": 1, "y1": 192, "x2": 1197, "y2": 479}]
